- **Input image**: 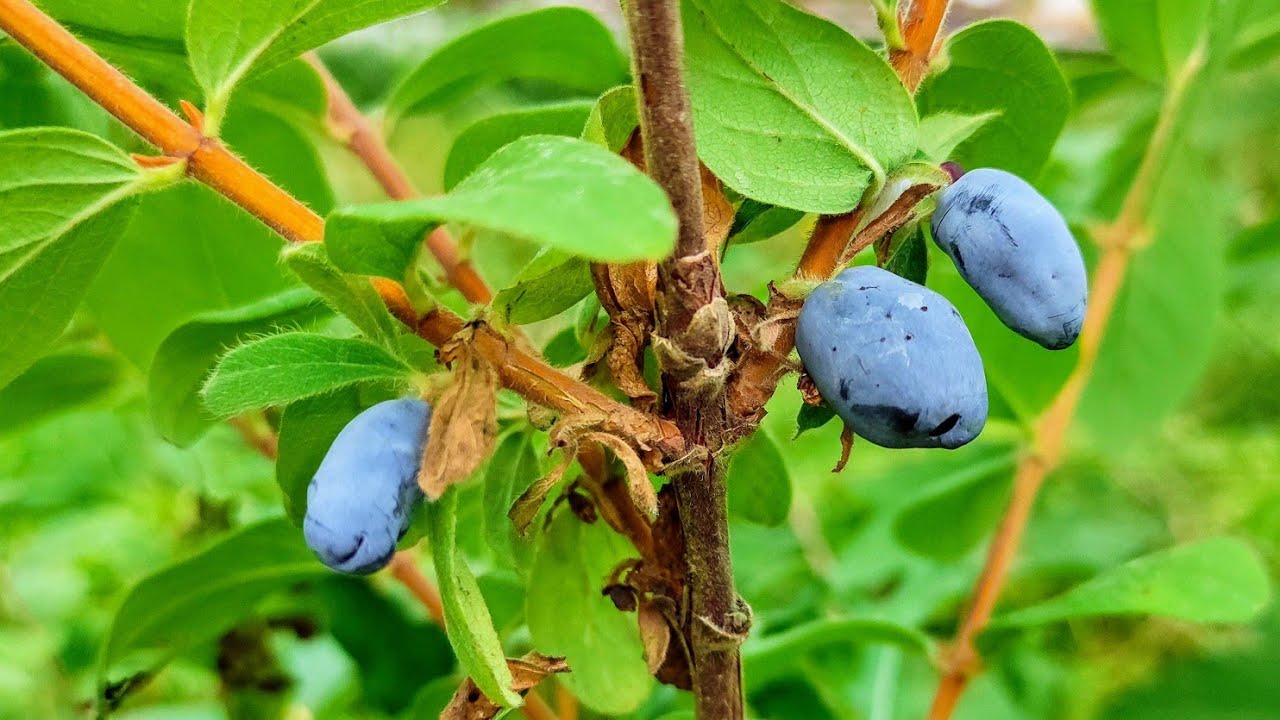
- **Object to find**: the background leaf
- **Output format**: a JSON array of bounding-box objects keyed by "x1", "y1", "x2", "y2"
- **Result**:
[
  {"x1": 993, "y1": 537, "x2": 1272, "y2": 627},
  {"x1": 918, "y1": 20, "x2": 1071, "y2": 179},
  {"x1": 727, "y1": 429, "x2": 792, "y2": 527},
  {"x1": 683, "y1": 0, "x2": 918, "y2": 213},
  {"x1": 98, "y1": 518, "x2": 324, "y2": 687},
  {"x1": 202, "y1": 332, "x2": 411, "y2": 417},
  {"x1": 186, "y1": 0, "x2": 444, "y2": 116},
  {"x1": 148, "y1": 288, "x2": 328, "y2": 446},
  {"x1": 0, "y1": 348, "x2": 122, "y2": 435},
  {"x1": 581, "y1": 85, "x2": 640, "y2": 152},
  {"x1": 492, "y1": 249, "x2": 596, "y2": 325},
  {"x1": 387, "y1": 6, "x2": 628, "y2": 123},
  {"x1": 891, "y1": 451, "x2": 1017, "y2": 561},
  {"x1": 526, "y1": 510, "x2": 652, "y2": 714},
  {"x1": 482, "y1": 430, "x2": 542, "y2": 571},
  {"x1": 328, "y1": 135, "x2": 677, "y2": 274},
  {"x1": 743, "y1": 617, "x2": 930, "y2": 687},
  {"x1": 444, "y1": 101, "x2": 594, "y2": 190},
  {"x1": 0, "y1": 128, "x2": 141, "y2": 388}
]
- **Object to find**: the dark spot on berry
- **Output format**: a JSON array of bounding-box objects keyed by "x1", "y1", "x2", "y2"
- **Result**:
[
  {"x1": 879, "y1": 337, "x2": 886, "y2": 342},
  {"x1": 838, "y1": 377, "x2": 851, "y2": 401},
  {"x1": 905, "y1": 334, "x2": 913, "y2": 341},
  {"x1": 929, "y1": 413, "x2": 962, "y2": 437},
  {"x1": 967, "y1": 192, "x2": 995, "y2": 214},
  {"x1": 832, "y1": 346, "x2": 837, "y2": 353},
  {"x1": 951, "y1": 245, "x2": 966, "y2": 272},
  {"x1": 920, "y1": 306, "x2": 928, "y2": 311},
  {"x1": 890, "y1": 409, "x2": 920, "y2": 434}
]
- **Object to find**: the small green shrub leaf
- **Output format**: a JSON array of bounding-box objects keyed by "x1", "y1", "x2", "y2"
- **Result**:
[
  {"x1": 328, "y1": 136, "x2": 677, "y2": 272},
  {"x1": 727, "y1": 429, "x2": 792, "y2": 527},
  {"x1": 993, "y1": 537, "x2": 1273, "y2": 628},
  {"x1": 427, "y1": 489, "x2": 520, "y2": 707},
  {"x1": 527, "y1": 511, "x2": 652, "y2": 714},
  {"x1": 918, "y1": 20, "x2": 1070, "y2": 179},
  {"x1": 445, "y1": 101, "x2": 594, "y2": 190},
  {"x1": 683, "y1": 0, "x2": 918, "y2": 213},
  {"x1": 493, "y1": 249, "x2": 596, "y2": 325},
  {"x1": 387, "y1": 7, "x2": 628, "y2": 123},
  {"x1": 743, "y1": 617, "x2": 931, "y2": 687},
  {"x1": 202, "y1": 332, "x2": 412, "y2": 416},
  {"x1": 892, "y1": 452, "x2": 1017, "y2": 561},
  {"x1": 187, "y1": 0, "x2": 444, "y2": 124},
  {"x1": 0, "y1": 128, "x2": 143, "y2": 389},
  {"x1": 98, "y1": 518, "x2": 325, "y2": 692},
  {"x1": 148, "y1": 288, "x2": 328, "y2": 446},
  {"x1": 581, "y1": 85, "x2": 640, "y2": 152}
]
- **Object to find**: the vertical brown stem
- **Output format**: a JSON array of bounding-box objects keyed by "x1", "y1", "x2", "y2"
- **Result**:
[{"x1": 623, "y1": 1, "x2": 744, "y2": 717}]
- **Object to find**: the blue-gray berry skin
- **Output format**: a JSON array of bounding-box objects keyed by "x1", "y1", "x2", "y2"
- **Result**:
[
  {"x1": 931, "y1": 168, "x2": 1088, "y2": 350},
  {"x1": 303, "y1": 397, "x2": 431, "y2": 574},
  {"x1": 796, "y1": 266, "x2": 988, "y2": 449}
]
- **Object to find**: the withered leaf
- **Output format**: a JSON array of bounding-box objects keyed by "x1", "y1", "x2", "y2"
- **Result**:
[
  {"x1": 584, "y1": 432, "x2": 658, "y2": 521},
  {"x1": 701, "y1": 164, "x2": 734, "y2": 256},
  {"x1": 637, "y1": 601, "x2": 672, "y2": 675},
  {"x1": 509, "y1": 448, "x2": 575, "y2": 536},
  {"x1": 834, "y1": 424, "x2": 855, "y2": 473},
  {"x1": 441, "y1": 652, "x2": 570, "y2": 720},
  {"x1": 419, "y1": 341, "x2": 499, "y2": 499}
]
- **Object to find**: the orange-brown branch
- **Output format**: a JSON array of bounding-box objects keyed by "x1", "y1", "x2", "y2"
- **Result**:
[
  {"x1": 0, "y1": 0, "x2": 679, "y2": 459},
  {"x1": 891, "y1": 0, "x2": 952, "y2": 92},
  {"x1": 305, "y1": 54, "x2": 493, "y2": 304},
  {"x1": 926, "y1": 44, "x2": 1205, "y2": 720}
]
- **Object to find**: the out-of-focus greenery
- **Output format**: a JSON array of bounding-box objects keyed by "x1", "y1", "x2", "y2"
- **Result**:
[{"x1": 0, "y1": 1, "x2": 1277, "y2": 719}]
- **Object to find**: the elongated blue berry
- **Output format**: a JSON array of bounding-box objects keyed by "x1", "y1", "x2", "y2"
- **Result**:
[
  {"x1": 304, "y1": 397, "x2": 430, "y2": 574},
  {"x1": 931, "y1": 168, "x2": 1088, "y2": 349},
  {"x1": 796, "y1": 266, "x2": 988, "y2": 449}
]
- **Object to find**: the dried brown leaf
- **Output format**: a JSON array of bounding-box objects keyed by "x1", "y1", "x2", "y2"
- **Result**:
[
  {"x1": 834, "y1": 424, "x2": 855, "y2": 473},
  {"x1": 442, "y1": 653, "x2": 569, "y2": 720},
  {"x1": 637, "y1": 601, "x2": 672, "y2": 675},
  {"x1": 700, "y1": 164, "x2": 733, "y2": 256},
  {"x1": 418, "y1": 341, "x2": 499, "y2": 499},
  {"x1": 584, "y1": 432, "x2": 658, "y2": 521},
  {"x1": 509, "y1": 448, "x2": 575, "y2": 536}
]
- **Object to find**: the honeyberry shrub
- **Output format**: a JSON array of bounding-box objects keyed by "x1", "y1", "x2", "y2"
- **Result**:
[{"x1": 0, "y1": 0, "x2": 1277, "y2": 718}]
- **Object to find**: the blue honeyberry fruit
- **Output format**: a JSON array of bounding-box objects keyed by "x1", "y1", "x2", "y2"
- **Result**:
[
  {"x1": 930, "y1": 168, "x2": 1088, "y2": 350},
  {"x1": 303, "y1": 397, "x2": 431, "y2": 574},
  {"x1": 796, "y1": 266, "x2": 988, "y2": 450}
]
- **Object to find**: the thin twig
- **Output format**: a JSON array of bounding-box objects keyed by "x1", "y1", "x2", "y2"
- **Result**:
[
  {"x1": 387, "y1": 551, "x2": 447, "y2": 626},
  {"x1": 890, "y1": 0, "x2": 952, "y2": 92},
  {"x1": 0, "y1": 0, "x2": 681, "y2": 460},
  {"x1": 925, "y1": 43, "x2": 1207, "y2": 720},
  {"x1": 304, "y1": 54, "x2": 493, "y2": 304}
]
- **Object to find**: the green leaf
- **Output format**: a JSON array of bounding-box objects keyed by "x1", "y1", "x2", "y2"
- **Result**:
[
  {"x1": 883, "y1": 226, "x2": 929, "y2": 286},
  {"x1": 683, "y1": 0, "x2": 918, "y2": 213},
  {"x1": 1091, "y1": 0, "x2": 1219, "y2": 84},
  {"x1": 445, "y1": 101, "x2": 595, "y2": 191},
  {"x1": 527, "y1": 510, "x2": 652, "y2": 714},
  {"x1": 98, "y1": 518, "x2": 325, "y2": 688},
  {"x1": 918, "y1": 20, "x2": 1070, "y2": 179},
  {"x1": 482, "y1": 431, "x2": 542, "y2": 571},
  {"x1": 202, "y1": 332, "x2": 412, "y2": 417},
  {"x1": 917, "y1": 110, "x2": 1002, "y2": 163},
  {"x1": 0, "y1": 348, "x2": 122, "y2": 435},
  {"x1": 275, "y1": 388, "x2": 365, "y2": 525},
  {"x1": 148, "y1": 288, "x2": 328, "y2": 446},
  {"x1": 186, "y1": 0, "x2": 444, "y2": 126},
  {"x1": 794, "y1": 402, "x2": 837, "y2": 438},
  {"x1": 281, "y1": 242, "x2": 401, "y2": 347},
  {"x1": 742, "y1": 617, "x2": 931, "y2": 687},
  {"x1": 728, "y1": 199, "x2": 807, "y2": 246},
  {"x1": 992, "y1": 537, "x2": 1272, "y2": 628},
  {"x1": 387, "y1": 7, "x2": 629, "y2": 123},
  {"x1": 543, "y1": 326, "x2": 589, "y2": 368},
  {"x1": 87, "y1": 103, "x2": 331, "y2": 369},
  {"x1": 891, "y1": 452, "x2": 1017, "y2": 561},
  {"x1": 0, "y1": 128, "x2": 142, "y2": 388},
  {"x1": 0, "y1": 43, "x2": 115, "y2": 133},
  {"x1": 581, "y1": 85, "x2": 640, "y2": 152},
  {"x1": 727, "y1": 429, "x2": 792, "y2": 527},
  {"x1": 427, "y1": 489, "x2": 520, "y2": 707},
  {"x1": 328, "y1": 136, "x2": 677, "y2": 274},
  {"x1": 492, "y1": 249, "x2": 596, "y2": 325}
]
